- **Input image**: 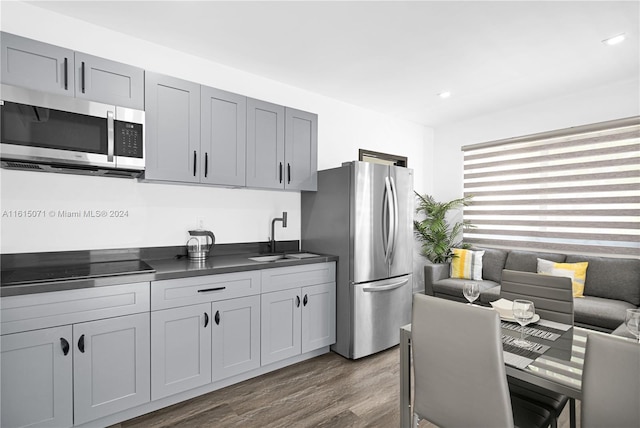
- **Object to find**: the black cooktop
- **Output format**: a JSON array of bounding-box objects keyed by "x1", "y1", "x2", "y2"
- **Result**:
[{"x1": 1, "y1": 259, "x2": 155, "y2": 286}]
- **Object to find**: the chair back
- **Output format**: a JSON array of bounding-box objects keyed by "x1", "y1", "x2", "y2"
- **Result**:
[
  {"x1": 581, "y1": 333, "x2": 640, "y2": 428},
  {"x1": 500, "y1": 269, "x2": 573, "y2": 325},
  {"x1": 411, "y1": 294, "x2": 514, "y2": 427}
]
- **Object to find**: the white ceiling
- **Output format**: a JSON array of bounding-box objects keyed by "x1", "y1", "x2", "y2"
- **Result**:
[{"x1": 26, "y1": 1, "x2": 640, "y2": 127}]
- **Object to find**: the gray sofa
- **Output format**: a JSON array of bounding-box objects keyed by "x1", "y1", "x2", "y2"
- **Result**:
[{"x1": 423, "y1": 248, "x2": 640, "y2": 333}]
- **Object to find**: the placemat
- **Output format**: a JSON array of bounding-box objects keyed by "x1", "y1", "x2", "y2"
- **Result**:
[{"x1": 501, "y1": 320, "x2": 562, "y2": 341}]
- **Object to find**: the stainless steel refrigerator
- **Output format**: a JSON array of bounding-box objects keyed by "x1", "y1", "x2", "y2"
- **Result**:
[{"x1": 301, "y1": 161, "x2": 413, "y2": 359}]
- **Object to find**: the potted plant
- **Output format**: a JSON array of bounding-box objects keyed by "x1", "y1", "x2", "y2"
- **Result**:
[{"x1": 413, "y1": 192, "x2": 474, "y2": 264}]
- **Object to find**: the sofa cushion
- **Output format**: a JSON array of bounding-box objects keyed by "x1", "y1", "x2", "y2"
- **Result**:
[
  {"x1": 432, "y1": 278, "x2": 499, "y2": 300},
  {"x1": 480, "y1": 285, "x2": 501, "y2": 304},
  {"x1": 472, "y1": 247, "x2": 509, "y2": 283},
  {"x1": 450, "y1": 248, "x2": 485, "y2": 280},
  {"x1": 573, "y1": 296, "x2": 637, "y2": 331},
  {"x1": 505, "y1": 250, "x2": 566, "y2": 273},
  {"x1": 565, "y1": 255, "x2": 640, "y2": 306},
  {"x1": 537, "y1": 258, "x2": 589, "y2": 298}
]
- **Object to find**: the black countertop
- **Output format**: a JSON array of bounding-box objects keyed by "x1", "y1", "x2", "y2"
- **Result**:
[{"x1": 0, "y1": 241, "x2": 337, "y2": 297}]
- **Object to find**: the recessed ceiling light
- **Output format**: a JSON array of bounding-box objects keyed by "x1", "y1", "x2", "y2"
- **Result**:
[
  {"x1": 602, "y1": 33, "x2": 626, "y2": 46},
  {"x1": 439, "y1": 91, "x2": 451, "y2": 99}
]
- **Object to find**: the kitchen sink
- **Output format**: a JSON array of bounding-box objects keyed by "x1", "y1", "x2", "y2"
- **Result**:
[
  {"x1": 248, "y1": 253, "x2": 320, "y2": 263},
  {"x1": 248, "y1": 255, "x2": 286, "y2": 262}
]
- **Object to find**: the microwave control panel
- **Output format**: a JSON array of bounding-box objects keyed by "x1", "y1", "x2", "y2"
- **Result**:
[{"x1": 114, "y1": 121, "x2": 143, "y2": 158}]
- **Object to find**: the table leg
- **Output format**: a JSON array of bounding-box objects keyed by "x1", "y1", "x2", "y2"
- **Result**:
[
  {"x1": 569, "y1": 398, "x2": 576, "y2": 428},
  {"x1": 400, "y1": 327, "x2": 412, "y2": 428}
]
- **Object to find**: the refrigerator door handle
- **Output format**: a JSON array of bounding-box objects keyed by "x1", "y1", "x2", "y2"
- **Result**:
[
  {"x1": 384, "y1": 176, "x2": 395, "y2": 262},
  {"x1": 389, "y1": 176, "x2": 399, "y2": 263},
  {"x1": 362, "y1": 277, "x2": 409, "y2": 292}
]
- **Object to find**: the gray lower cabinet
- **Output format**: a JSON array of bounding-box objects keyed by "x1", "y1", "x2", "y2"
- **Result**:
[
  {"x1": 261, "y1": 263, "x2": 336, "y2": 366},
  {"x1": 211, "y1": 295, "x2": 261, "y2": 382},
  {"x1": 0, "y1": 282, "x2": 151, "y2": 428},
  {"x1": 0, "y1": 313, "x2": 150, "y2": 428},
  {"x1": 1, "y1": 326, "x2": 73, "y2": 428},
  {"x1": 247, "y1": 99, "x2": 318, "y2": 191},
  {"x1": 73, "y1": 313, "x2": 150, "y2": 425},
  {"x1": 1, "y1": 32, "x2": 144, "y2": 109},
  {"x1": 150, "y1": 303, "x2": 212, "y2": 400},
  {"x1": 144, "y1": 72, "x2": 201, "y2": 183},
  {"x1": 261, "y1": 288, "x2": 302, "y2": 365}
]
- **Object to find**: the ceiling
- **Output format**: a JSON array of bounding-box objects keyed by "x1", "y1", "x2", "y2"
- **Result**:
[{"x1": 26, "y1": 1, "x2": 640, "y2": 127}]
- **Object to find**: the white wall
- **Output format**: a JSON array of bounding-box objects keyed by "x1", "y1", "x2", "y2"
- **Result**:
[
  {"x1": 432, "y1": 77, "x2": 640, "y2": 203},
  {"x1": 0, "y1": 2, "x2": 430, "y2": 253}
]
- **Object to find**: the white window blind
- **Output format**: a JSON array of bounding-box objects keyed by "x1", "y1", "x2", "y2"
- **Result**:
[{"x1": 462, "y1": 117, "x2": 640, "y2": 257}]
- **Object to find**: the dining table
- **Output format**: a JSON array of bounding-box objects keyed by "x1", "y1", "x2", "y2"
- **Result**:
[{"x1": 399, "y1": 315, "x2": 612, "y2": 428}]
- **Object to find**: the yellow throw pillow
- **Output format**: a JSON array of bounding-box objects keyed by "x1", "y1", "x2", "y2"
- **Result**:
[
  {"x1": 450, "y1": 248, "x2": 484, "y2": 280},
  {"x1": 537, "y1": 258, "x2": 589, "y2": 298}
]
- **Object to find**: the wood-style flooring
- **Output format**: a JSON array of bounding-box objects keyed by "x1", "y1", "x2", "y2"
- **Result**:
[{"x1": 111, "y1": 346, "x2": 578, "y2": 428}]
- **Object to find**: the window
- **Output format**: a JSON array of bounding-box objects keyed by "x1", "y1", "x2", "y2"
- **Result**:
[
  {"x1": 359, "y1": 149, "x2": 407, "y2": 167},
  {"x1": 461, "y1": 117, "x2": 639, "y2": 257}
]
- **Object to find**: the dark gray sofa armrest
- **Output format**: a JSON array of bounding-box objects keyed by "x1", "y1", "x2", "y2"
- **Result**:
[{"x1": 424, "y1": 263, "x2": 450, "y2": 295}]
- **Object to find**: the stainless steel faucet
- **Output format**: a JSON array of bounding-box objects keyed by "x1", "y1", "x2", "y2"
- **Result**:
[{"x1": 270, "y1": 211, "x2": 288, "y2": 253}]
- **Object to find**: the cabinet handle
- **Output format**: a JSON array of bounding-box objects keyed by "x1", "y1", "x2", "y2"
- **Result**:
[
  {"x1": 303, "y1": 294, "x2": 308, "y2": 306},
  {"x1": 296, "y1": 295, "x2": 301, "y2": 307},
  {"x1": 215, "y1": 310, "x2": 220, "y2": 325},
  {"x1": 60, "y1": 338, "x2": 70, "y2": 356},
  {"x1": 279, "y1": 162, "x2": 283, "y2": 183},
  {"x1": 205, "y1": 152, "x2": 208, "y2": 178},
  {"x1": 204, "y1": 312, "x2": 209, "y2": 328},
  {"x1": 197, "y1": 287, "x2": 226, "y2": 293},
  {"x1": 287, "y1": 163, "x2": 291, "y2": 184},
  {"x1": 81, "y1": 61, "x2": 86, "y2": 93},
  {"x1": 78, "y1": 334, "x2": 85, "y2": 353},
  {"x1": 64, "y1": 57, "x2": 68, "y2": 90},
  {"x1": 193, "y1": 151, "x2": 197, "y2": 176}
]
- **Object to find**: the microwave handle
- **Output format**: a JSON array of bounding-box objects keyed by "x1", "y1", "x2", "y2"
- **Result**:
[{"x1": 107, "y1": 111, "x2": 114, "y2": 162}]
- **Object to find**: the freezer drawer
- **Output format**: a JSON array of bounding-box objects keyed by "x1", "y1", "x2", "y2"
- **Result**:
[{"x1": 352, "y1": 274, "x2": 412, "y2": 359}]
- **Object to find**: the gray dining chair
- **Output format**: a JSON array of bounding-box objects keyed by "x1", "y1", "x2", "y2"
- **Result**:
[
  {"x1": 500, "y1": 269, "x2": 573, "y2": 428},
  {"x1": 500, "y1": 269, "x2": 574, "y2": 325},
  {"x1": 411, "y1": 294, "x2": 553, "y2": 428},
  {"x1": 581, "y1": 333, "x2": 640, "y2": 428}
]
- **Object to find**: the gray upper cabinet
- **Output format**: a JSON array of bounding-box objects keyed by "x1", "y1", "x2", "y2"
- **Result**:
[
  {"x1": 285, "y1": 108, "x2": 318, "y2": 191},
  {"x1": 144, "y1": 72, "x2": 201, "y2": 183},
  {"x1": 1, "y1": 33, "x2": 144, "y2": 109},
  {"x1": 246, "y1": 98, "x2": 285, "y2": 189},
  {"x1": 200, "y1": 87, "x2": 247, "y2": 186},
  {"x1": 247, "y1": 98, "x2": 318, "y2": 191},
  {"x1": 1, "y1": 32, "x2": 74, "y2": 96},
  {"x1": 74, "y1": 52, "x2": 144, "y2": 110}
]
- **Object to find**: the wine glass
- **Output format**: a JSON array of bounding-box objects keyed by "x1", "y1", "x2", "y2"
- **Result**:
[
  {"x1": 463, "y1": 282, "x2": 480, "y2": 305},
  {"x1": 625, "y1": 308, "x2": 640, "y2": 343},
  {"x1": 512, "y1": 299, "x2": 535, "y2": 347}
]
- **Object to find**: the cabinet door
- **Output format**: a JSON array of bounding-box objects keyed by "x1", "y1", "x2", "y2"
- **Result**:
[
  {"x1": 1, "y1": 326, "x2": 73, "y2": 428},
  {"x1": 74, "y1": 52, "x2": 144, "y2": 109},
  {"x1": 201, "y1": 86, "x2": 246, "y2": 186},
  {"x1": 211, "y1": 295, "x2": 260, "y2": 382},
  {"x1": 0, "y1": 32, "x2": 74, "y2": 96},
  {"x1": 145, "y1": 72, "x2": 201, "y2": 183},
  {"x1": 261, "y1": 288, "x2": 301, "y2": 365},
  {"x1": 246, "y1": 98, "x2": 285, "y2": 189},
  {"x1": 151, "y1": 303, "x2": 212, "y2": 400},
  {"x1": 285, "y1": 108, "x2": 318, "y2": 191},
  {"x1": 301, "y1": 282, "x2": 336, "y2": 353},
  {"x1": 73, "y1": 313, "x2": 150, "y2": 425}
]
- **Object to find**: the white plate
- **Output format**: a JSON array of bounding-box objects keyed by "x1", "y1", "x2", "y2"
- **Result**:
[{"x1": 500, "y1": 313, "x2": 540, "y2": 324}]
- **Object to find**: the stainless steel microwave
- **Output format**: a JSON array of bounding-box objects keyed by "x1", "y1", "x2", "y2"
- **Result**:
[{"x1": 0, "y1": 84, "x2": 145, "y2": 178}]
